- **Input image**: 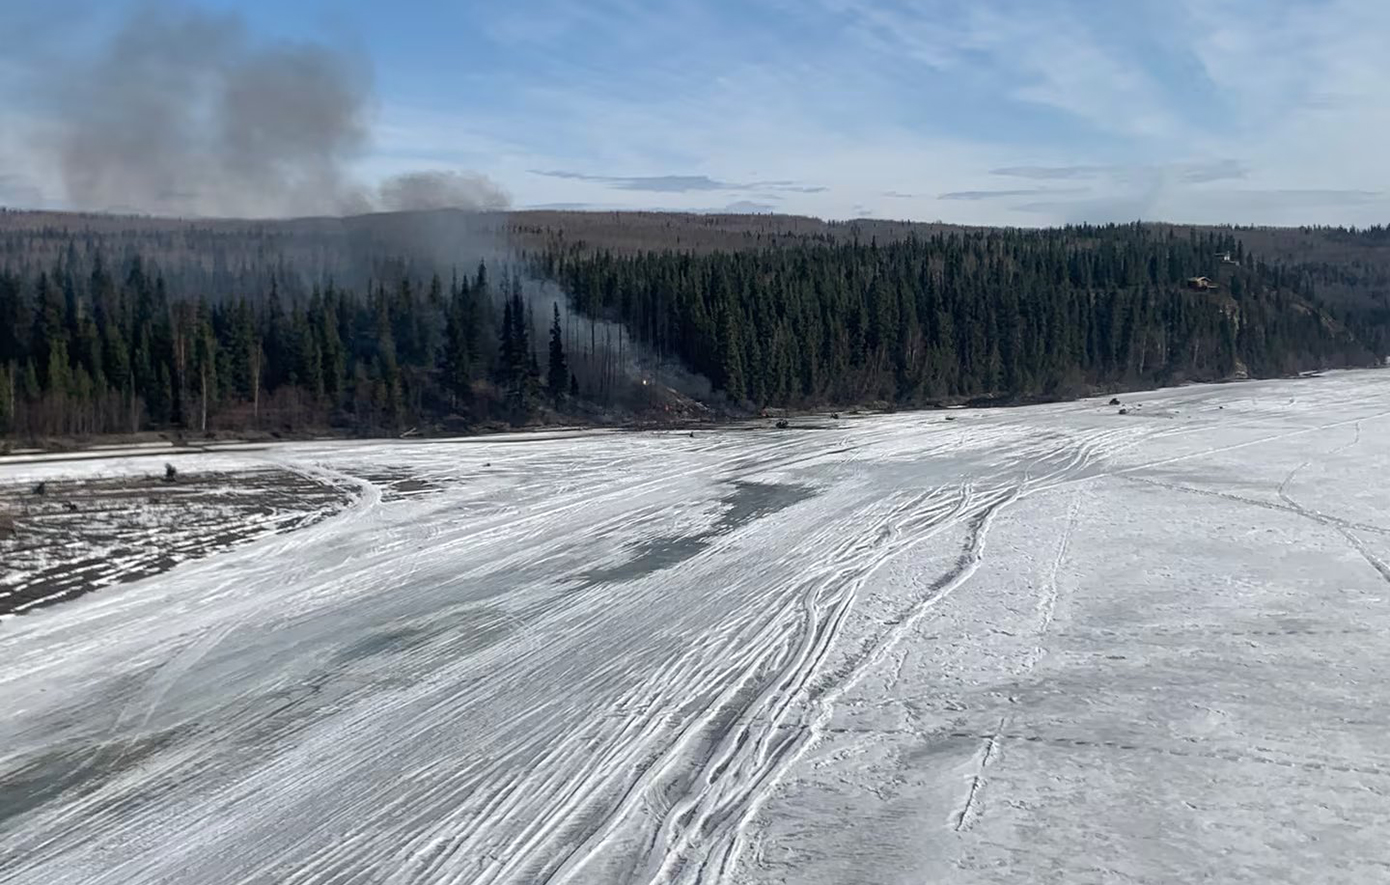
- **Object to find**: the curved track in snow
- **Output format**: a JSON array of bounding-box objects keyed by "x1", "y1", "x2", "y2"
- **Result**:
[{"x1": 3, "y1": 371, "x2": 1390, "y2": 884}]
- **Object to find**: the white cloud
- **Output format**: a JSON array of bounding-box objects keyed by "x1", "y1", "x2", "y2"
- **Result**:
[
  {"x1": 969, "y1": 6, "x2": 1180, "y2": 138},
  {"x1": 802, "y1": 0, "x2": 1183, "y2": 138},
  {"x1": 1181, "y1": 0, "x2": 1390, "y2": 187},
  {"x1": 941, "y1": 188, "x2": 1088, "y2": 201},
  {"x1": 528, "y1": 171, "x2": 824, "y2": 193},
  {"x1": 3, "y1": 0, "x2": 1386, "y2": 225}
]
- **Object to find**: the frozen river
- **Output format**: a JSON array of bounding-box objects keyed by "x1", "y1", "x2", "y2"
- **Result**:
[{"x1": 3, "y1": 371, "x2": 1389, "y2": 884}]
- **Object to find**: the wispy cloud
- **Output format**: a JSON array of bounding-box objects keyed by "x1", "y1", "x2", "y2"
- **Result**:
[
  {"x1": 530, "y1": 170, "x2": 825, "y2": 194},
  {"x1": 1200, "y1": 189, "x2": 1383, "y2": 208},
  {"x1": 0, "y1": 171, "x2": 44, "y2": 207},
  {"x1": 808, "y1": 0, "x2": 1184, "y2": 138},
  {"x1": 1011, "y1": 197, "x2": 1158, "y2": 223},
  {"x1": 991, "y1": 166, "x2": 1109, "y2": 181},
  {"x1": 1180, "y1": 160, "x2": 1250, "y2": 184},
  {"x1": 404, "y1": 0, "x2": 1385, "y2": 225},
  {"x1": 720, "y1": 200, "x2": 780, "y2": 213},
  {"x1": 523, "y1": 201, "x2": 609, "y2": 211},
  {"x1": 1, "y1": 0, "x2": 1386, "y2": 225},
  {"x1": 941, "y1": 187, "x2": 1088, "y2": 201},
  {"x1": 992, "y1": 160, "x2": 1247, "y2": 183},
  {"x1": 521, "y1": 198, "x2": 780, "y2": 215},
  {"x1": 1178, "y1": 0, "x2": 1390, "y2": 188},
  {"x1": 1013, "y1": 188, "x2": 1386, "y2": 226}
]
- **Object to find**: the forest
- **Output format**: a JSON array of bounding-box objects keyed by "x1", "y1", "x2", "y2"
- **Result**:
[
  {"x1": 0, "y1": 256, "x2": 582, "y2": 438},
  {"x1": 539, "y1": 225, "x2": 1381, "y2": 408},
  {"x1": 0, "y1": 212, "x2": 1386, "y2": 440}
]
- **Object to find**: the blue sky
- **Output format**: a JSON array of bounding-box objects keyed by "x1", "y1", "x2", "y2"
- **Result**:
[{"x1": 2, "y1": 0, "x2": 1388, "y2": 225}]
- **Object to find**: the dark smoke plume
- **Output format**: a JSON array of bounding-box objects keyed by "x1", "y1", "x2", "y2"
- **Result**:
[{"x1": 44, "y1": 3, "x2": 507, "y2": 217}]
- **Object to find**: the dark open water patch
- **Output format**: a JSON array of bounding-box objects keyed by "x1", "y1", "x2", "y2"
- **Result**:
[
  {"x1": 0, "y1": 725, "x2": 189, "y2": 831},
  {"x1": 358, "y1": 467, "x2": 443, "y2": 502},
  {"x1": 715, "y1": 480, "x2": 818, "y2": 533},
  {"x1": 329, "y1": 626, "x2": 432, "y2": 666},
  {"x1": 579, "y1": 481, "x2": 818, "y2": 588},
  {"x1": 579, "y1": 536, "x2": 714, "y2": 587}
]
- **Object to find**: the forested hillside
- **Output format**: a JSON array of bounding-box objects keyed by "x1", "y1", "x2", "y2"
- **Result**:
[
  {"x1": 540, "y1": 225, "x2": 1379, "y2": 407},
  {"x1": 0, "y1": 210, "x2": 1385, "y2": 440},
  {"x1": 0, "y1": 255, "x2": 608, "y2": 438}
]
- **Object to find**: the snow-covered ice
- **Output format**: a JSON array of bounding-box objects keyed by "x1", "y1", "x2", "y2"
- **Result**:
[{"x1": 2, "y1": 371, "x2": 1389, "y2": 884}]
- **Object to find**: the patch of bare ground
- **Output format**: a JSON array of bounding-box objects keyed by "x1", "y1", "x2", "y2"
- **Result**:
[
  {"x1": 357, "y1": 467, "x2": 443, "y2": 502},
  {"x1": 0, "y1": 469, "x2": 353, "y2": 616}
]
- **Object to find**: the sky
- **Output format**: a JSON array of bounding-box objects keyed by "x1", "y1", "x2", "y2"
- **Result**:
[{"x1": 2, "y1": 0, "x2": 1388, "y2": 226}]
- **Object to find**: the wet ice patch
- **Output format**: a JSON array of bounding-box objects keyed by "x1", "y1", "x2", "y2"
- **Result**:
[{"x1": 579, "y1": 481, "x2": 817, "y2": 587}]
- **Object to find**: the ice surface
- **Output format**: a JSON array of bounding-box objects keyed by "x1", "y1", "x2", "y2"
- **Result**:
[{"x1": 2, "y1": 372, "x2": 1389, "y2": 884}]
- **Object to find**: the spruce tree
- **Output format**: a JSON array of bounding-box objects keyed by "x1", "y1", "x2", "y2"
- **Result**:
[
  {"x1": 497, "y1": 297, "x2": 518, "y2": 389},
  {"x1": 0, "y1": 363, "x2": 11, "y2": 434},
  {"x1": 443, "y1": 281, "x2": 473, "y2": 404},
  {"x1": 0, "y1": 223, "x2": 1382, "y2": 439},
  {"x1": 548, "y1": 303, "x2": 568, "y2": 403}
]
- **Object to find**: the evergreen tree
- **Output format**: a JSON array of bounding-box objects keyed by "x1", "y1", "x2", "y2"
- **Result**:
[
  {"x1": 0, "y1": 224, "x2": 1381, "y2": 439},
  {"x1": 193, "y1": 316, "x2": 218, "y2": 432},
  {"x1": 547, "y1": 303, "x2": 568, "y2": 403},
  {"x1": 496, "y1": 293, "x2": 533, "y2": 417},
  {"x1": 443, "y1": 278, "x2": 473, "y2": 404},
  {"x1": 0, "y1": 363, "x2": 11, "y2": 434}
]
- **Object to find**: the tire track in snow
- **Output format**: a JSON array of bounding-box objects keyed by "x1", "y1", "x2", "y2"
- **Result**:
[
  {"x1": 1118, "y1": 476, "x2": 1390, "y2": 538},
  {"x1": 684, "y1": 423, "x2": 1156, "y2": 883},
  {"x1": 540, "y1": 487, "x2": 970, "y2": 885},
  {"x1": 1275, "y1": 422, "x2": 1390, "y2": 586},
  {"x1": 0, "y1": 462, "x2": 384, "y2": 872},
  {"x1": 1114, "y1": 409, "x2": 1390, "y2": 478},
  {"x1": 694, "y1": 484, "x2": 1025, "y2": 885},
  {"x1": 547, "y1": 419, "x2": 1112, "y2": 878},
  {"x1": 258, "y1": 441, "x2": 916, "y2": 885},
  {"x1": 946, "y1": 481, "x2": 1087, "y2": 839},
  {"x1": 9, "y1": 421, "x2": 1134, "y2": 884},
  {"x1": 938, "y1": 727, "x2": 1390, "y2": 780},
  {"x1": 1038, "y1": 485, "x2": 1082, "y2": 640},
  {"x1": 13, "y1": 379, "x2": 1384, "y2": 885},
  {"x1": 955, "y1": 716, "x2": 1005, "y2": 832}
]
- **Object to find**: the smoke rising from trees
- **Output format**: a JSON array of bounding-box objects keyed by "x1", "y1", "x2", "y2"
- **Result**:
[
  {"x1": 40, "y1": 3, "x2": 508, "y2": 218},
  {"x1": 519, "y1": 277, "x2": 715, "y2": 405},
  {"x1": 378, "y1": 172, "x2": 511, "y2": 214}
]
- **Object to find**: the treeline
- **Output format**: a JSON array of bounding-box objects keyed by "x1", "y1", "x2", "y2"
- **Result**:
[
  {"x1": 538, "y1": 224, "x2": 1382, "y2": 407},
  {"x1": 1, "y1": 223, "x2": 1384, "y2": 439},
  {"x1": 0, "y1": 254, "x2": 587, "y2": 438}
]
